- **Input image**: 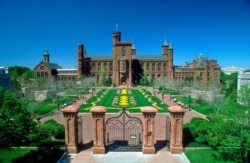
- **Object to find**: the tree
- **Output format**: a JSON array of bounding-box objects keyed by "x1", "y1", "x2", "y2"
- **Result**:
[
  {"x1": 140, "y1": 65, "x2": 149, "y2": 86},
  {"x1": 0, "y1": 90, "x2": 36, "y2": 148},
  {"x1": 238, "y1": 84, "x2": 250, "y2": 108},
  {"x1": 9, "y1": 66, "x2": 34, "y2": 92},
  {"x1": 98, "y1": 64, "x2": 107, "y2": 86},
  {"x1": 223, "y1": 72, "x2": 238, "y2": 102}
]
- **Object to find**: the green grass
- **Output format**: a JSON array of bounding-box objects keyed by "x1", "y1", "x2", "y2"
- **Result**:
[
  {"x1": 30, "y1": 96, "x2": 76, "y2": 116},
  {"x1": 79, "y1": 88, "x2": 168, "y2": 113},
  {"x1": 185, "y1": 148, "x2": 224, "y2": 163},
  {"x1": 0, "y1": 148, "x2": 36, "y2": 163}
]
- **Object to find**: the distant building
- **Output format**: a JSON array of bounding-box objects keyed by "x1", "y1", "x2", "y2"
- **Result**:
[
  {"x1": 34, "y1": 50, "x2": 62, "y2": 80},
  {"x1": 222, "y1": 66, "x2": 246, "y2": 75},
  {"x1": 237, "y1": 69, "x2": 250, "y2": 91},
  {"x1": 34, "y1": 30, "x2": 221, "y2": 86},
  {"x1": 0, "y1": 67, "x2": 11, "y2": 89},
  {"x1": 174, "y1": 54, "x2": 220, "y2": 84}
]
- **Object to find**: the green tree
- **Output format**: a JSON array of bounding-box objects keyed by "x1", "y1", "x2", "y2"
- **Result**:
[
  {"x1": 140, "y1": 65, "x2": 149, "y2": 86},
  {"x1": 104, "y1": 75, "x2": 112, "y2": 86},
  {"x1": 32, "y1": 119, "x2": 64, "y2": 140},
  {"x1": 238, "y1": 84, "x2": 250, "y2": 108},
  {"x1": 0, "y1": 90, "x2": 36, "y2": 148},
  {"x1": 224, "y1": 72, "x2": 238, "y2": 101},
  {"x1": 9, "y1": 66, "x2": 33, "y2": 91},
  {"x1": 98, "y1": 64, "x2": 107, "y2": 86}
]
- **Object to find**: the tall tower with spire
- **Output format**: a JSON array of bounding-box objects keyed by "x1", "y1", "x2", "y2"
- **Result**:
[{"x1": 161, "y1": 37, "x2": 174, "y2": 81}]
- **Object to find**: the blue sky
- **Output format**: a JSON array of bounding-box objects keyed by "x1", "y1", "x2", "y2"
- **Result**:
[{"x1": 0, "y1": 0, "x2": 250, "y2": 69}]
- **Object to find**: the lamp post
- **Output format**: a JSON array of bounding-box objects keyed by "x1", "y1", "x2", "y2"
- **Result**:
[
  {"x1": 77, "y1": 87, "x2": 79, "y2": 99},
  {"x1": 188, "y1": 94, "x2": 191, "y2": 111},
  {"x1": 57, "y1": 93, "x2": 59, "y2": 110},
  {"x1": 169, "y1": 88, "x2": 171, "y2": 101}
]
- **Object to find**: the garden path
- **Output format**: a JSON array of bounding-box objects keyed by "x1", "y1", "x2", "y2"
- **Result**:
[{"x1": 146, "y1": 87, "x2": 207, "y2": 123}]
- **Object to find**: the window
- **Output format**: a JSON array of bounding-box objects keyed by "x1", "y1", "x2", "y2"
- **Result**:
[
  {"x1": 92, "y1": 63, "x2": 95, "y2": 71},
  {"x1": 158, "y1": 63, "x2": 161, "y2": 71},
  {"x1": 45, "y1": 72, "x2": 48, "y2": 79},
  {"x1": 163, "y1": 63, "x2": 166, "y2": 71},
  {"x1": 98, "y1": 63, "x2": 101, "y2": 70},
  {"x1": 152, "y1": 63, "x2": 155, "y2": 71},
  {"x1": 110, "y1": 63, "x2": 113, "y2": 71},
  {"x1": 104, "y1": 63, "x2": 107, "y2": 71},
  {"x1": 122, "y1": 47, "x2": 126, "y2": 56}
]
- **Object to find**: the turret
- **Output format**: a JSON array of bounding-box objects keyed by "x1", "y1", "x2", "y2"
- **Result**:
[
  {"x1": 131, "y1": 43, "x2": 136, "y2": 55},
  {"x1": 77, "y1": 44, "x2": 84, "y2": 78},
  {"x1": 43, "y1": 49, "x2": 50, "y2": 62},
  {"x1": 112, "y1": 31, "x2": 121, "y2": 46},
  {"x1": 162, "y1": 38, "x2": 169, "y2": 55}
]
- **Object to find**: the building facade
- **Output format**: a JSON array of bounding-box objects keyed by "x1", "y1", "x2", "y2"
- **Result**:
[
  {"x1": 0, "y1": 67, "x2": 11, "y2": 89},
  {"x1": 34, "y1": 50, "x2": 62, "y2": 80},
  {"x1": 34, "y1": 30, "x2": 221, "y2": 86}
]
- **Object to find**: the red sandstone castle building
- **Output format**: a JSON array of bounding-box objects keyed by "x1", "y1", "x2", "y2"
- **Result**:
[{"x1": 34, "y1": 30, "x2": 221, "y2": 85}]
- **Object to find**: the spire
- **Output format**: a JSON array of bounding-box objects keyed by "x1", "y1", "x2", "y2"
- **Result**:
[
  {"x1": 131, "y1": 38, "x2": 136, "y2": 49},
  {"x1": 132, "y1": 43, "x2": 136, "y2": 49},
  {"x1": 169, "y1": 42, "x2": 173, "y2": 49},
  {"x1": 163, "y1": 36, "x2": 168, "y2": 46},
  {"x1": 44, "y1": 48, "x2": 49, "y2": 54},
  {"x1": 116, "y1": 22, "x2": 119, "y2": 31}
]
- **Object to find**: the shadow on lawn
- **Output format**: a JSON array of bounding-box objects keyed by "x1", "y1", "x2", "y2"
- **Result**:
[{"x1": 12, "y1": 143, "x2": 64, "y2": 163}]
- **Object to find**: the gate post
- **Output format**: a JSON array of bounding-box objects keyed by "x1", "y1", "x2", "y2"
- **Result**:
[
  {"x1": 91, "y1": 106, "x2": 106, "y2": 154},
  {"x1": 61, "y1": 105, "x2": 79, "y2": 154},
  {"x1": 141, "y1": 106, "x2": 157, "y2": 154},
  {"x1": 168, "y1": 106, "x2": 186, "y2": 154}
]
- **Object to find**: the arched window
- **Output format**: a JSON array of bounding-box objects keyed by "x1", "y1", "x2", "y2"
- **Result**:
[
  {"x1": 92, "y1": 63, "x2": 95, "y2": 71},
  {"x1": 146, "y1": 63, "x2": 149, "y2": 70},
  {"x1": 98, "y1": 63, "x2": 101, "y2": 70},
  {"x1": 45, "y1": 72, "x2": 48, "y2": 79},
  {"x1": 152, "y1": 63, "x2": 155, "y2": 71},
  {"x1": 37, "y1": 72, "x2": 40, "y2": 77},
  {"x1": 163, "y1": 63, "x2": 166, "y2": 71},
  {"x1": 104, "y1": 63, "x2": 107, "y2": 70},
  {"x1": 110, "y1": 63, "x2": 113, "y2": 71},
  {"x1": 158, "y1": 63, "x2": 161, "y2": 71},
  {"x1": 122, "y1": 47, "x2": 126, "y2": 56}
]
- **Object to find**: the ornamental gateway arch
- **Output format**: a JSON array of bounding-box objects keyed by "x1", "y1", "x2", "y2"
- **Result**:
[{"x1": 61, "y1": 104, "x2": 186, "y2": 154}]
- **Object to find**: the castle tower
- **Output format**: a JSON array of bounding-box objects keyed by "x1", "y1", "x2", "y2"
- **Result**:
[
  {"x1": 112, "y1": 31, "x2": 121, "y2": 45},
  {"x1": 112, "y1": 29, "x2": 133, "y2": 86},
  {"x1": 167, "y1": 43, "x2": 174, "y2": 81},
  {"x1": 77, "y1": 44, "x2": 84, "y2": 79}
]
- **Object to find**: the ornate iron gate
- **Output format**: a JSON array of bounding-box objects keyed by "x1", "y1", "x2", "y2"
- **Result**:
[{"x1": 106, "y1": 108, "x2": 143, "y2": 151}]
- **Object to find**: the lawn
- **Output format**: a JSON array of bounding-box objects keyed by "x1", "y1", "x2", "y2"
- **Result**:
[
  {"x1": 29, "y1": 96, "x2": 76, "y2": 116},
  {"x1": 79, "y1": 88, "x2": 168, "y2": 113},
  {"x1": 0, "y1": 148, "x2": 35, "y2": 163},
  {"x1": 185, "y1": 148, "x2": 225, "y2": 163},
  {"x1": 0, "y1": 147, "x2": 64, "y2": 163}
]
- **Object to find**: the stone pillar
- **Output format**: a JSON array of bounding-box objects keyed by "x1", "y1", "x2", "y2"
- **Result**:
[
  {"x1": 61, "y1": 105, "x2": 79, "y2": 154},
  {"x1": 91, "y1": 106, "x2": 106, "y2": 154},
  {"x1": 141, "y1": 106, "x2": 157, "y2": 154},
  {"x1": 168, "y1": 106, "x2": 186, "y2": 154}
]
